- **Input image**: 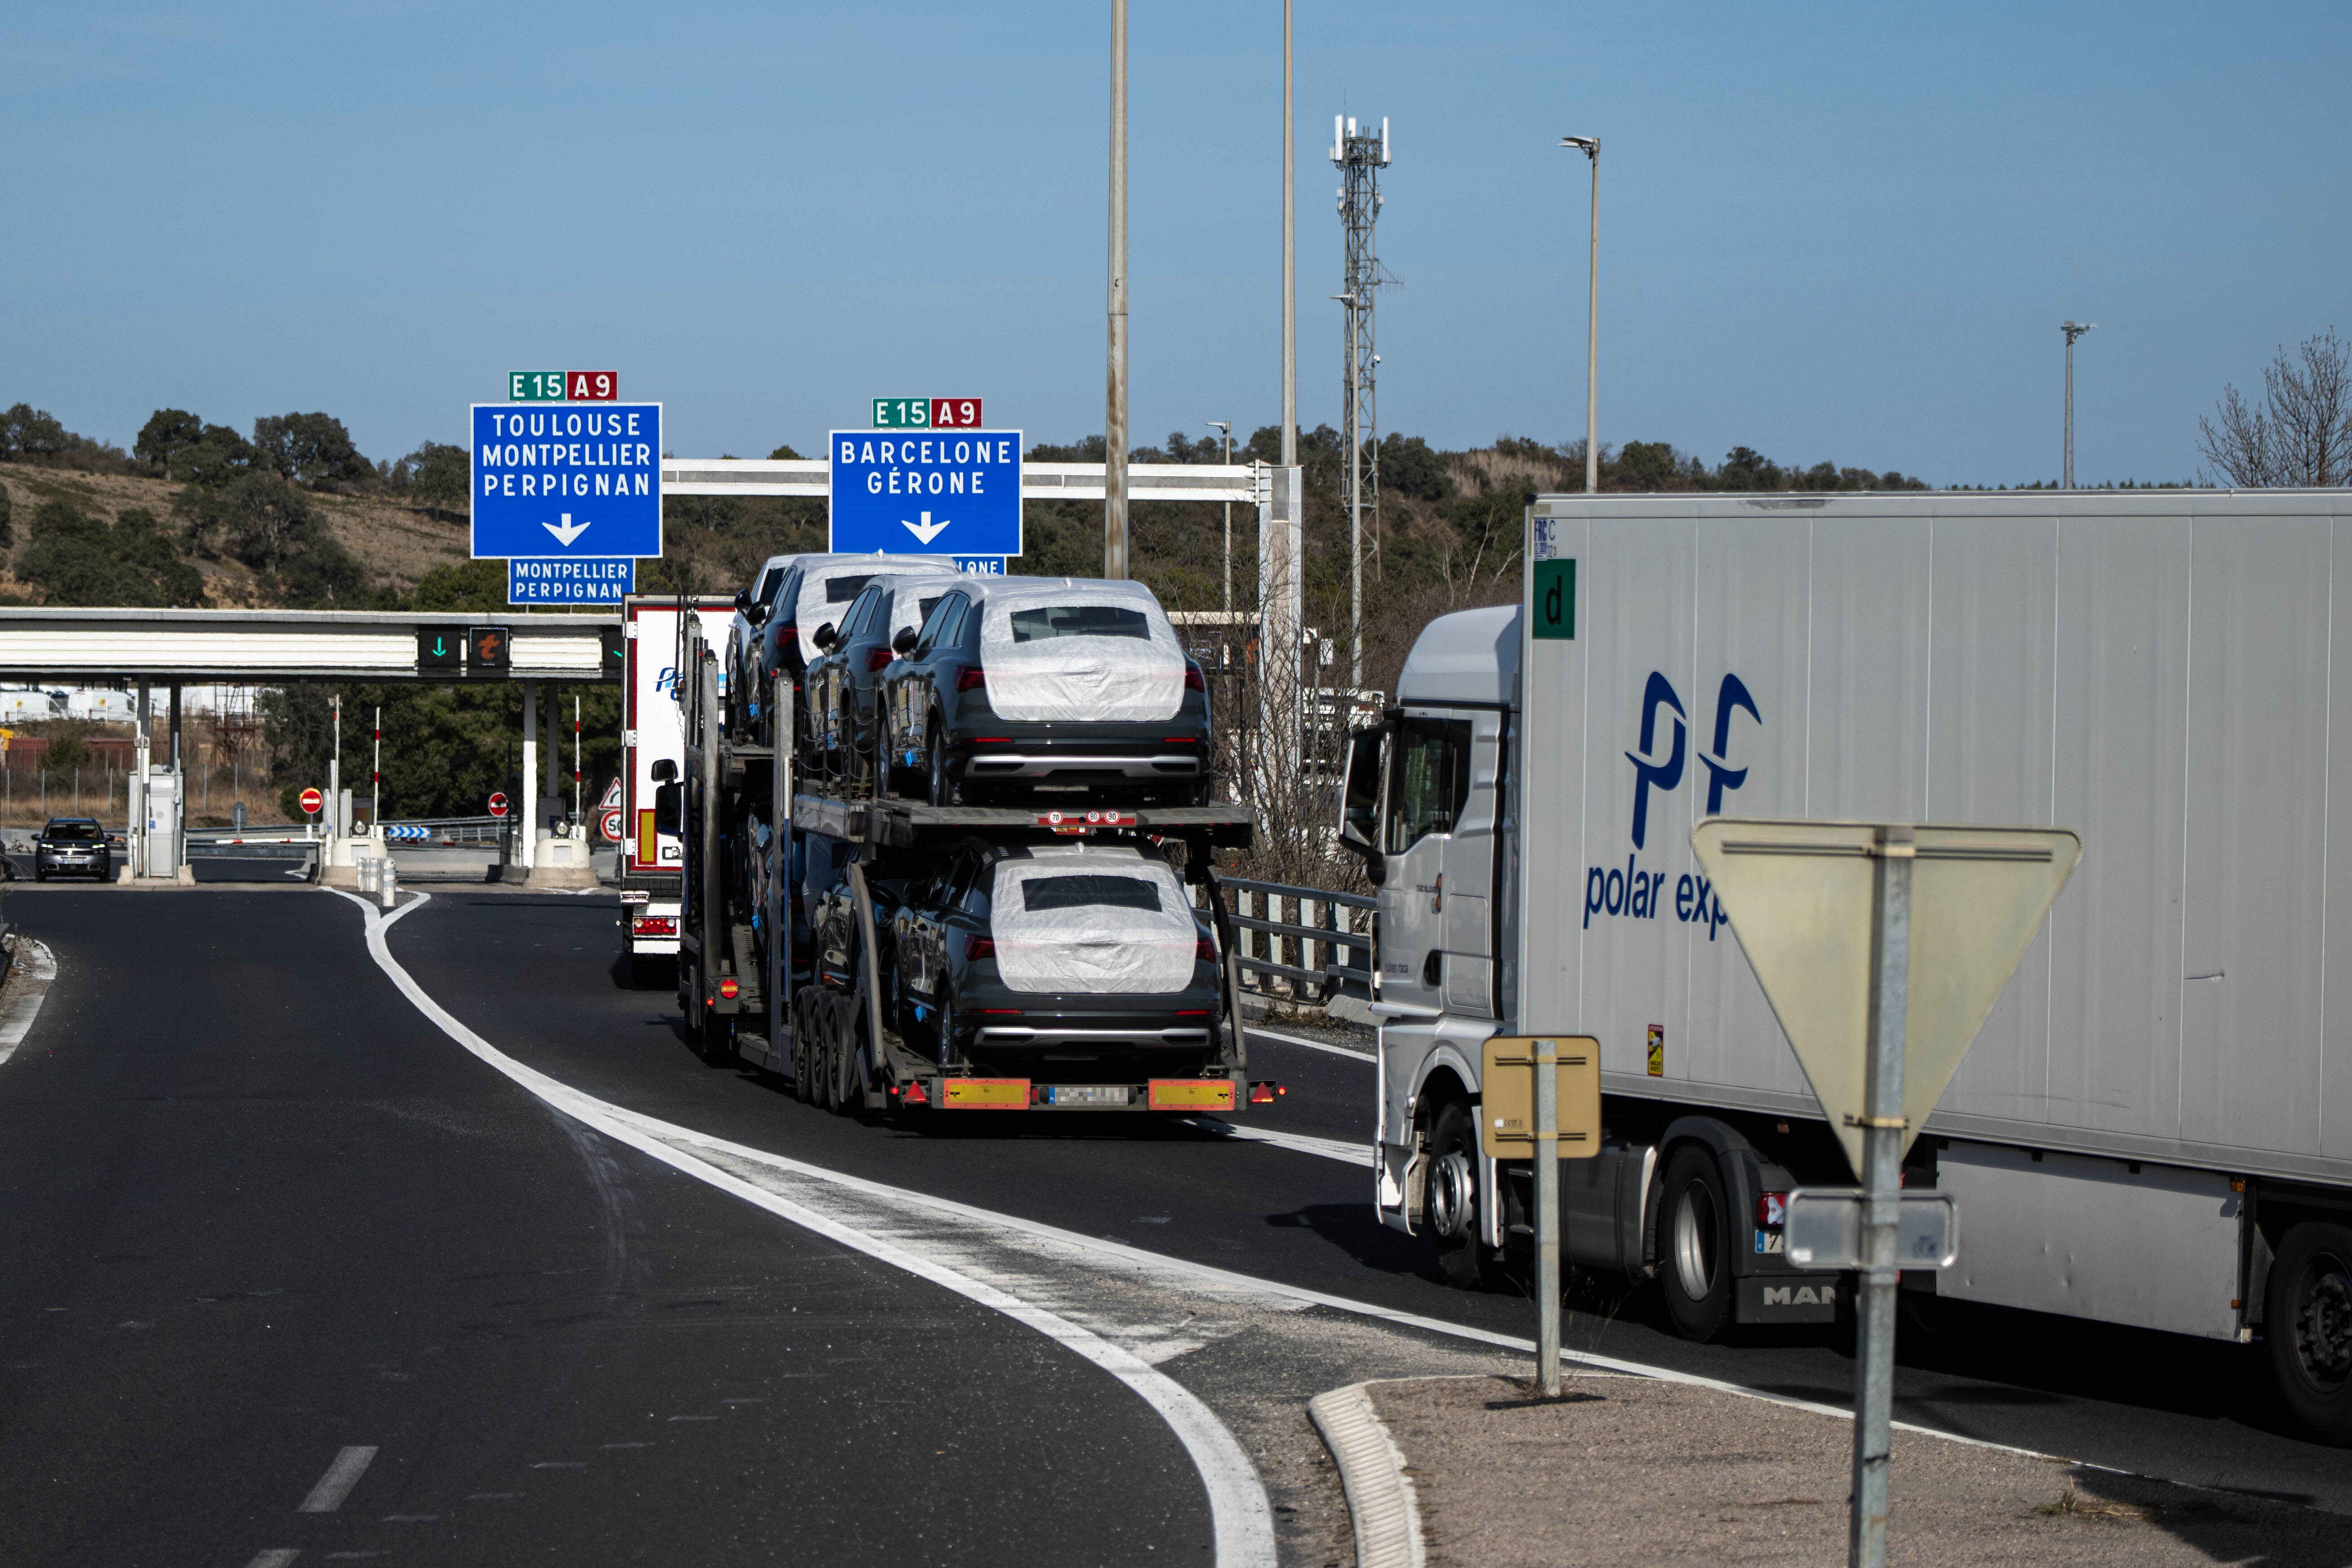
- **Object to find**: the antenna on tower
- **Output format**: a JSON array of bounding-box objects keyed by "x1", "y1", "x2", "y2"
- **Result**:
[{"x1": 1333, "y1": 112, "x2": 1390, "y2": 691}]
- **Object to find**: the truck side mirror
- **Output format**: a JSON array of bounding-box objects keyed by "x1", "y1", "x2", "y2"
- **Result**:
[
  {"x1": 892, "y1": 626, "x2": 919, "y2": 655},
  {"x1": 1338, "y1": 725, "x2": 1388, "y2": 885},
  {"x1": 650, "y1": 757, "x2": 677, "y2": 783},
  {"x1": 652, "y1": 780, "x2": 683, "y2": 836}
]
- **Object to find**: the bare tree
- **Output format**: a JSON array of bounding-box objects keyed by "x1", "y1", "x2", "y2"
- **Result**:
[{"x1": 2199, "y1": 330, "x2": 2352, "y2": 487}]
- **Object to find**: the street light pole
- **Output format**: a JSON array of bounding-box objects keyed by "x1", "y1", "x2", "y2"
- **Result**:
[
  {"x1": 1105, "y1": 0, "x2": 1130, "y2": 578},
  {"x1": 1562, "y1": 137, "x2": 1600, "y2": 493},
  {"x1": 1208, "y1": 421, "x2": 1234, "y2": 616},
  {"x1": 1281, "y1": 0, "x2": 1295, "y2": 470},
  {"x1": 2062, "y1": 320, "x2": 2095, "y2": 489}
]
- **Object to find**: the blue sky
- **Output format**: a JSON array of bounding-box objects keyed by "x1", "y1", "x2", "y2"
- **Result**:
[{"x1": 4, "y1": 1, "x2": 2346, "y2": 486}]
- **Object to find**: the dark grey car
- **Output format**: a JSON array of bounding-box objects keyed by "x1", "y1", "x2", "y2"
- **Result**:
[{"x1": 35, "y1": 817, "x2": 111, "y2": 881}]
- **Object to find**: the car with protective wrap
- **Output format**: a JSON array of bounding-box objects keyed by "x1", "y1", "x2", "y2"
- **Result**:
[
  {"x1": 873, "y1": 575, "x2": 1211, "y2": 805},
  {"x1": 802, "y1": 573, "x2": 960, "y2": 786},
  {"x1": 833, "y1": 839, "x2": 1223, "y2": 1085},
  {"x1": 735, "y1": 552, "x2": 956, "y2": 744}
]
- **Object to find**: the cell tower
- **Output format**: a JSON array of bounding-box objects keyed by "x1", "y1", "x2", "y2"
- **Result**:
[{"x1": 1332, "y1": 114, "x2": 1389, "y2": 689}]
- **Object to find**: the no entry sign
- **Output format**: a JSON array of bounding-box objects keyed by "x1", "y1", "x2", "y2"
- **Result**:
[
  {"x1": 487, "y1": 792, "x2": 510, "y2": 819},
  {"x1": 299, "y1": 787, "x2": 324, "y2": 816}
]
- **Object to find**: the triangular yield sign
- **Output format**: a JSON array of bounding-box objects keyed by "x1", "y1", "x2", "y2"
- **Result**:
[{"x1": 1690, "y1": 819, "x2": 2081, "y2": 1179}]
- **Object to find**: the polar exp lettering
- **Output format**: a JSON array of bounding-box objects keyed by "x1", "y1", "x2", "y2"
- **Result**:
[{"x1": 1583, "y1": 855, "x2": 1726, "y2": 938}]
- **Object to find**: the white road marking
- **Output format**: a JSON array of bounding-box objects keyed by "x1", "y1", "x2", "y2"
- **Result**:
[
  {"x1": 1181, "y1": 1117, "x2": 1373, "y2": 1168},
  {"x1": 1246, "y1": 1024, "x2": 1374, "y2": 1062},
  {"x1": 245, "y1": 1551, "x2": 300, "y2": 1568},
  {"x1": 339, "y1": 889, "x2": 2081, "y2": 1488},
  {"x1": 0, "y1": 938, "x2": 58, "y2": 1065},
  {"x1": 297, "y1": 1445, "x2": 377, "y2": 1513},
  {"x1": 336, "y1": 889, "x2": 1278, "y2": 1568}
]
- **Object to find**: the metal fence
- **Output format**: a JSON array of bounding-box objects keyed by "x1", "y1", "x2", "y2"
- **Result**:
[{"x1": 1207, "y1": 875, "x2": 1374, "y2": 1011}]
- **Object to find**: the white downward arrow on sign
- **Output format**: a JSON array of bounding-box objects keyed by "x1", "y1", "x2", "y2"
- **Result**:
[
  {"x1": 903, "y1": 511, "x2": 951, "y2": 545},
  {"x1": 544, "y1": 512, "x2": 591, "y2": 546}
]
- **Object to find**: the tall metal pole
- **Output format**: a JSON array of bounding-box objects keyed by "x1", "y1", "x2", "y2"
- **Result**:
[
  {"x1": 1850, "y1": 823, "x2": 1913, "y2": 1568},
  {"x1": 1281, "y1": 0, "x2": 1295, "y2": 470},
  {"x1": 1535, "y1": 1035, "x2": 1562, "y2": 1396},
  {"x1": 1209, "y1": 421, "x2": 1234, "y2": 615},
  {"x1": 2062, "y1": 321, "x2": 2094, "y2": 489},
  {"x1": 371, "y1": 705, "x2": 381, "y2": 828},
  {"x1": 1343, "y1": 291, "x2": 1362, "y2": 688},
  {"x1": 1104, "y1": 0, "x2": 1130, "y2": 579},
  {"x1": 1562, "y1": 138, "x2": 1602, "y2": 493}
]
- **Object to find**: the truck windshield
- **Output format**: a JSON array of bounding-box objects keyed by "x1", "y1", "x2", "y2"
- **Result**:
[{"x1": 1385, "y1": 718, "x2": 1470, "y2": 853}]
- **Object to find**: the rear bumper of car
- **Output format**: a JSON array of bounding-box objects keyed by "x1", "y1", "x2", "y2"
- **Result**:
[
  {"x1": 963, "y1": 751, "x2": 1202, "y2": 781},
  {"x1": 975, "y1": 1022, "x2": 1214, "y2": 1048}
]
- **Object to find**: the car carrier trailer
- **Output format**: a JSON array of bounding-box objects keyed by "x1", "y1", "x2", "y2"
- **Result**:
[
  {"x1": 664, "y1": 606, "x2": 1270, "y2": 1117},
  {"x1": 1345, "y1": 488, "x2": 2352, "y2": 1442}
]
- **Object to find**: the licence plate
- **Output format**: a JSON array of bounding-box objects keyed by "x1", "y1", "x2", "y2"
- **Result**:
[
  {"x1": 941, "y1": 1078, "x2": 1030, "y2": 1109},
  {"x1": 1147, "y1": 1079, "x2": 1235, "y2": 1111},
  {"x1": 1044, "y1": 1085, "x2": 1131, "y2": 1107}
]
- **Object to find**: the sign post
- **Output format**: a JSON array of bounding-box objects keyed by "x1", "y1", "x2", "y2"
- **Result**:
[
  {"x1": 1690, "y1": 818, "x2": 2080, "y2": 1568},
  {"x1": 1479, "y1": 1036, "x2": 1600, "y2": 1398}
]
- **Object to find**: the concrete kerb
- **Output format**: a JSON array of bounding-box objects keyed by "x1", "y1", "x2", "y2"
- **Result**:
[{"x1": 1309, "y1": 1382, "x2": 1427, "y2": 1568}]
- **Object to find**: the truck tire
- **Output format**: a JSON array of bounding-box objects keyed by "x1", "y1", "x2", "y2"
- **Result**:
[
  {"x1": 1425, "y1": 1100, "x2": 1498, "y2": 1291},
  {"x1": 2266, "y1": 1221, "x2": 2352, "y2": 1444},
  {"x1": 789, "y1": 994, "x2": 814, "y2": 1102},
  {"x1": 1659, "y1": 1145, "x2": 1735, "y2": 1341}
]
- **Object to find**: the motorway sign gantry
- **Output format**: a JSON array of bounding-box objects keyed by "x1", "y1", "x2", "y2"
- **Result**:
[
  {"x1": 471, "y1": 403, "x2": 662, "y2": 560},
  {"x1": 1687, "y1": 817, "x2": 2081, "y2": 1179},
  {"x1": 829, "y1": 429, "x2": 1022, "y2": 558}
]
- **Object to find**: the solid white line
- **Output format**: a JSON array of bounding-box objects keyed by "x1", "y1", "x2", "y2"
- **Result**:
[
  {"x1": 297, "y1": 1445, "x2": 377, "y2": 1513},
  {"x1": 0, "y1": 938, "x2": 58, "y2": 1066},
  {"x1": 342, "y1": 892, "x2": 2077, "y2": 1470},
  {"x1": 1246, "y1": 1024, "x2": 1374, "y2": 1061},
  {"x1": 334, "y1": 890, "x2": 1275, "y2": 1567}
]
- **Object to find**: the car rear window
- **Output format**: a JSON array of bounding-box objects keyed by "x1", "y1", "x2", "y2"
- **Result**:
[
  {"x1": 45, "y1": 822, "x2": 102, "y2": 841},
  {"x1": 825, "y1": 573, "x2": 878, "y2": 604},
  {"x1": 1007, "y1": 605, "x2": 1151, "y2": 643},
  {"x1": 1021, "y1": 874, "x2": 1163, "y2": 913}
]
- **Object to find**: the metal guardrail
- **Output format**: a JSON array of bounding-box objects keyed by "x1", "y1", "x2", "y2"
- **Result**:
[
  {"x1": 1208, "y1": 875, "x2": 1375, "y2": 1007},
  {"x1": 184, "y1": 814, "x2": 507, "y2": 848}
]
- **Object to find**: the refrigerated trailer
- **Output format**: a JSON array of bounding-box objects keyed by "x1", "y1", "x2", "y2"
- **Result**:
[
  {"x1": 1344, "y1": 489, "x2": 2352, "y2": 1440},
  {"x1": 616, "y1": 595, "x2": 733, "y2": 980}
]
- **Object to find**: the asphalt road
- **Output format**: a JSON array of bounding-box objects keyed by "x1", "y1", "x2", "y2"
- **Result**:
[
  {"x1": 380, "y1": 890, "x2": 2352, "y2": 1513},
  {"x1": 0, "y1": 889, "x2": 1210, "y2": 1568}
]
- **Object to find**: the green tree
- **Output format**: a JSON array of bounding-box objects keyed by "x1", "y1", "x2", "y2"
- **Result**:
[
  {"x1": 135, "y1": 409, "x2": 207, "y2": 475},
  {"x1": 173, "y1": 474, "x2": 368, "y2": 606},
  {"x1": 406, "y1": 441, "x2": 470, "y2": 513},
  {"x1": 1377, "y1": 434, "x2": 1450, "y2": 501},
  {"x1": 172, "y1": 423, "x2": 259, "y2": 485},
  {"x1": 253, "y1": 412, "x2": 370, "y2": 488},
  {"x1": 20, "y1": 500, "x2": 206, "y2": 607},
  {"x1": 2, "y1": 404, "x2": 70, "y2": 463}
]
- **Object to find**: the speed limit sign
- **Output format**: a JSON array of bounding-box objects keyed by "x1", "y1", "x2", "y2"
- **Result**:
[{"x1": 599, "y1": 808, "x2": 624, "y2": 843}]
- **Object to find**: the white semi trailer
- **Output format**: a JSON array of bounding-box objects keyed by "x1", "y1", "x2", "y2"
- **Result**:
[
  {"x1": 1342, "y1": 489, "x2": 2352, "y2": 1441},
  {"x1": 616, "y1": 595, "x2": 733, "y2": 982}
]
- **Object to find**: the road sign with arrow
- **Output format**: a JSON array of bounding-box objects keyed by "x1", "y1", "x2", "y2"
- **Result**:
[
  {"x1": 416, "y1": 627, "x2": 463, "y2": 673},
  {"x1": 827, "y1": 427, "x2": 1023, "y2": 558},
  {"x1": 470, "y1": 402, "x2": 662, "y2": 560}
]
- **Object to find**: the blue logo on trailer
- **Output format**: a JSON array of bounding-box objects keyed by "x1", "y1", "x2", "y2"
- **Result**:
[
  {"x1": 1586, "y1": 671, "x2": 1762, "y2": 937},
  {"x1": 829, "y1": 429, "x2": 1023, "y2": 558},
  {"x1": 508, "y1": 558, "x2": 636, "y2": 604},
  {"x1": 471, "y1": 403, "x2": 662, "y2": 559}
]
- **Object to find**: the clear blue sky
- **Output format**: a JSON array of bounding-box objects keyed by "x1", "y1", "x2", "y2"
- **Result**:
[{"x1": 5, "y1": 1, "x2": 2345, "y2": 487}]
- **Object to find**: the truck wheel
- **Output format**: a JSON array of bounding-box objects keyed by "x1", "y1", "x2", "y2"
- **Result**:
[
  {"x1": 1659, "y1": 1145, "x2": 1735, "y2": 1341},
  {"x1": 1425, "y1": 1101, "x2": 1498, "y2": 1290},
  {"x1": 2266, "y1": 1221, "x2": 2352, "y2": 1444}
]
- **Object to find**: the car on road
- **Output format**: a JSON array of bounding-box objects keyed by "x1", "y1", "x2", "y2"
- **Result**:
[
  {"x1": 874, "y1": 576, "x2": 1211, "y2": 806},
  {"x1": 802, "y1": 573, "x2": 961, "y2": 787},
  {"x1": 35, "y1": 817, "x2": 111, "y2": 881},
  {"x1": 738, "y1": 553, "x2": 957, "y2": 746},
  {"x1": 849, "y1": 839, "x2": 1223, "y2": 1084}
]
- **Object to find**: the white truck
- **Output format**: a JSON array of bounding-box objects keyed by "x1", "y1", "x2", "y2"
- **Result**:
[
  {"x1": 617, "y1": 595, "x2": 733, "y2": 982},
  {"x1": 1344, "y1": 489, "x2": 2352, "y2": 1441}
]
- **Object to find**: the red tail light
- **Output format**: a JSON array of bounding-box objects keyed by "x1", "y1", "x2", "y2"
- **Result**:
[
  {"x1": 1195, "y1": 939, "x2": 1216, "y2": 963},
  {"x1": 980, "y1": 1008, "x2": 1023, "y2": 1016},
  {"x1": 967, "y1": 937, "x2": 996, "y2": 960},
  {"x1": 866, "y1": 647, "x2": 894, "y2": 672},
  {"x1": 632, "y1": 915, "x2": 676, "y2": 936},
  {"x1": 1163, "y1": 737, "x2": 1198, "y2": 744},
  {"x1": 1174, "y1": 1009, "x2": 1210, "y2": 1017},
  {"x1": 1184, "y1": 666, "x2": 1205, "y2": 691},
  {"x1": 957, "y1": 667, "x2": 987, "y2": 692}
]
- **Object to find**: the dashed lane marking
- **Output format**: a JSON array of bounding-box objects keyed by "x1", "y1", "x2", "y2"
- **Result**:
[{"x1": 297, "y1": 1445, "x2": 377, "y2": 1513}]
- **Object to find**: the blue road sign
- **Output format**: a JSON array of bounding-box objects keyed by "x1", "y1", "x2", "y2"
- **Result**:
[
  {"x1": 508, "y1": 558, "x2": 636, "y2": 604},
  {"x1": 472, "y1": 403, "x2": 662, "y2": 559},
  {"x1": 829, "y1": 429, "x2": 1022, "y2": 558},
  {"x1": 953, "y1": 556, "x2": 1006, "y2": 575}
]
